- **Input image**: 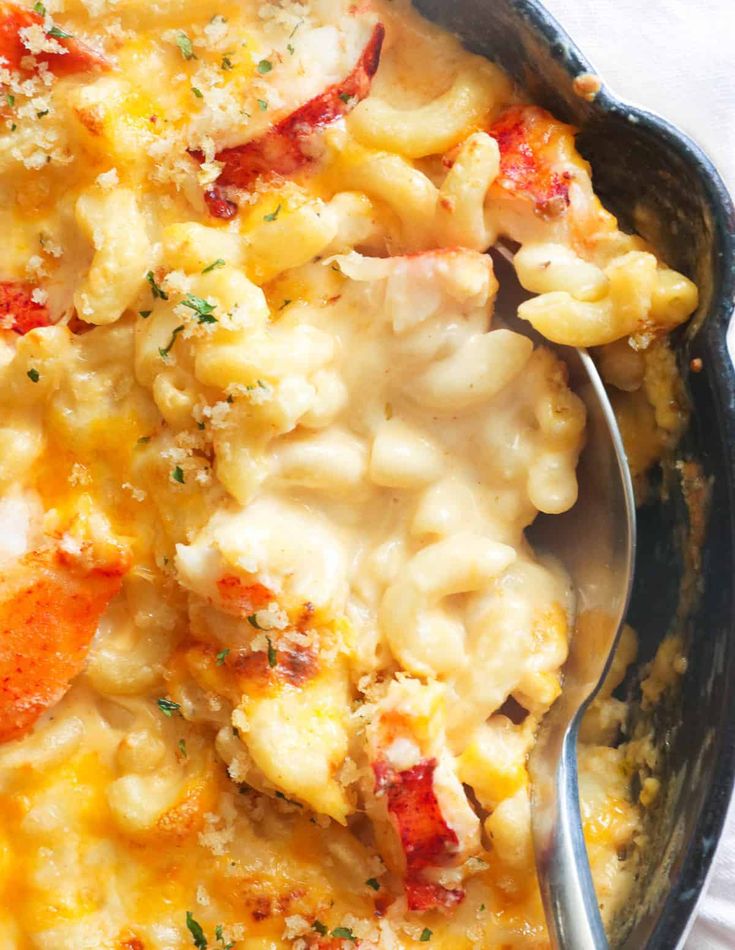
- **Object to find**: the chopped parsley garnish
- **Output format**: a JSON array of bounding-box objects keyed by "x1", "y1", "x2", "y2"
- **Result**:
[
  {"x1": 191, "y1": 86, "x2": 204, "y2": 98},
  {"x1": 139, "y1": 309, "x2": 152, "y2": 318},
  {"x1": 338, "y1": 92, "x2": 353, "y2": 104},
  {"x1": 33, "y1": 2, "x2": 45, "y2": 13},
  {"x1": 279, "y1": 298, "x2": 291, "y2": 310},
  {"x1": 157, "y1": 697, "x2": 181, "y2": 717},
  {"x1": 312, "y1": 921, "x2": 328, "y2": 936},
  {"x1": 176, "y1": 33, "x2": 196, "y2": 60},
  {"x1": 202, "y1": 258, "x2": 226, "y2": 274},
  {"x1": 256, "y1": 59, "x2": 272, "y2": 74},
  {"x1": 256, "y1": 98, "x2": 268, "y2": 112},
  {"x1": 366, "y1": 878, "x2": 380, "y2": 891},
  {"x1": 246, "y1": 613, "x2": 265, "y2": 630},
  {"x1": 215, "y1": 924, "x2": 233, "y2": 950},
  {"x1": 47, "y1": 25, "x2": 73, "y2": 39},
  {"x1": 185, "y1": 911, "x2": 207, "y2": 949},
  {"x1": 221, "y1": 55, "x2": 234, "y2": 70},
  {"x1": 331, "y1": 928, "x2": 356, "y2": 942},
  {"x1": 159, "y1": 324, "x2": 184, "y2": 358},
  {"x1": 27, "y1": 368, "x2": 40, "y2": 383},
  {"x1": 6, "y1": 94, "x2": 14, "y2": 107},
  {"x1": 266, "y1": 636, "x2": 277, "y2": 668},
  {"x1": 171, "y1": 465, "x2": 185, "y2": 484},
  {"x1": 196, "y1": 421, "x2": 206, "y2": 430},
  {"x1": 146, "y1": 270, "x2": 169, "y2": 299},
  {"x1": 136, "y1": 435, "x2": 151, "y2": 444},
  {"x1": 420, "y1": 928, "x2": 432, "y2": 942},
  {"x1": 181, "y1": 293, "x2": 217, "y2": 323},
  {"x1": 36, "y1": 109, "x2": 49, "y2": 117},
  {"x1": 263, "y1": 203, "x2": 281, "y2": 222},
  {"x1": 479, "y1": 903, "x2": 486, "y2": 912},
  {"x1": 178, "y1": 738, "x2": 187, "y2": 757},
  {"x1": 215, "y1": 648, "x2": 230, "y2": 666},
  {"x1": 287, "y1": 42, "x2": 295, "y2": 55}
]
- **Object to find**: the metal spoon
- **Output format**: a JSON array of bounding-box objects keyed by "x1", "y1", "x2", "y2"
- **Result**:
[{"x1": 491, "y1": 247, "x2": 637, "y2": 949}]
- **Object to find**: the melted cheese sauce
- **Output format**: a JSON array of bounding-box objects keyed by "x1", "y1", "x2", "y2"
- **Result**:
[{"x1": 0, "y1": 0, "x2": 697, "y2": 947}]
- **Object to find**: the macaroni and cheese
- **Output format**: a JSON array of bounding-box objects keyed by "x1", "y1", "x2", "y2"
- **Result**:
[{"x1": 0, "y1": 0, "x2": 697, "y2": 947}]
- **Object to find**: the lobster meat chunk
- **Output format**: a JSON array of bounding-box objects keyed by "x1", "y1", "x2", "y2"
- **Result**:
[
  {"x1": 374, "y1": 757, "x2": 466, "y2": 911},
  {"x1": 0, "y1": 281, "x2": 51, "y2": 334},
  {"x1": 0, "y1": 2, "x2": 108, "y2": 77},
  {"x1": 200, "y1": 22, "x2": 384, "y2": 214},
  {"x1": 487, "y1": 105, "x2": 574, "y2": 217},
  {"x1": 0, "y1": 544, "x2": 128, "y2": 743},
  {"x1": 367, "y1": 679, "x2": 482, "y2": 912}
]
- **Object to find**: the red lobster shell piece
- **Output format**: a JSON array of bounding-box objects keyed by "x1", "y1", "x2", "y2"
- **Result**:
[
  {"x1": 0, "y1": 282, "x2": 52, "y2": 334},
  {"x1": 0, "y1": 2, "x2": 108, "y2": 77},
  {"x1": 198, "y1": 22, "x2": 385, "y2": 217},
  {"x1": 374, "y1": 757, "x2": 465, "y2": 911}
]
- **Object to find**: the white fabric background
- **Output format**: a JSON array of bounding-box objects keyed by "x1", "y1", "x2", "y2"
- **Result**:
[{"x1": 539, "y1": 2, "x2": 735, "y2": 947}]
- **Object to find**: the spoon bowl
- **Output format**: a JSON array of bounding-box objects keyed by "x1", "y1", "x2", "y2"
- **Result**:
[{"x1": 491, "y1": 248, "x2": 637, "y2": 949}]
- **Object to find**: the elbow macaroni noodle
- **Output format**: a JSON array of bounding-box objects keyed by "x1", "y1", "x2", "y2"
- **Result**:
[{"x1": 0, "y1": 0, "x2": 697, "y2": 947}]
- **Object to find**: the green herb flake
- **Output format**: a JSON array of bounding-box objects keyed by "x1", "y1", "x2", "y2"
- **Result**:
[
  {"x1": 365, "y1": 877, "x2": 380, "y2": 891},
  {"x1": 157, "y1": 697, "x2": 181, "y2": 717},
  {"x1": 479, "y1": 904, "x2": 486, "y2": 912},
  {"x1": 266, "y1": 636, "x2": 277, "y2": 668},
  {"x1": 178, "y1": 738, "x2": 187, "y2": 757},
  {"x1": 181, "y1": 293, "x2": 217, "y2": 323},
  {"x1": 246, "y1": 613, "x2": 264, "y2": 630},
  {"x1": 146, "y1": 270, "x2": 169, "y2": 300},
  {"x1": 171, "y1": 465, "x2": 185, "y2": 484},
  {"x1": 47, "y1": 24, "x2": 73, "y2": 39},
  {"x1": 331, "y1": 928, "x2": 356, "y2": 942},
  {"x1": 176, "y1": 33, "x2": 196, "y2": 61},
  {"x1": 185, "y1": 910, "x2": 207, "y2": 949},
  {"x1": 214, "y1": 924, "x2": 233, "y2": 950},
  {"x1": 279, "y1": 298, "x2": 291, "y2": 310},
  {"x1": 221, "y1": 55, "x2": 234, "y2": 70},
  {"x1": 36, "y1": 109, "x2": 49, "y2": 118},
  {"x1": 139, "y1": 309, "x2": 152, "y2": 318},
  {"x1": 286, "y1": 42, "x2": 295, "y2": 55},
  {"x1": 215, "y1": 648, "x2": 230, "y2": 666},
  {"x1": 6, "y1": 94, "x2": 14, "y2": 107},
  {"x1": 136, "y1": 435, "x2": 151, "y2": 444},
  {"x1": 196, "y1": 421, "x2": 206, "y2": 430},
  {"x1": 159, "y1": 324, "x2": 184, "y2": 358},
  {"x1": 27, "y1": 368, "x2": 40, "y2": 383},
  {"x1": 33, "y1": 2, "x2": 45, "y2": 14},
  {"x1": 338, "y1": 92, "x2": 353, "y2": 104},
  {"x1": 256, "y1": 59, "x2": 272, "y2": 74},
  {"x1": 263, "y1": 203, "x2": 281, "y2": 223},
  {"x1": 419, "y1": 928, "x2": 432, "y2": 942},
  {"x1": 191, "y1": 86, "x2": 204, "y2": 98},
  {"x1": 312, "y1": 921, "x2": 328, "y2": 936},
  {"x1": 256, "y1": 98, "x2": 268, "y2": 112},
  {"x1": 202, "y1": 258, "x2": 226, "y2": 274}
]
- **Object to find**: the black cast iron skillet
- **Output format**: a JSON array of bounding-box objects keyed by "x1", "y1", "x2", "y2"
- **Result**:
[{"x1": 412, "y1": 1, "x2": 735, "y2": 946}]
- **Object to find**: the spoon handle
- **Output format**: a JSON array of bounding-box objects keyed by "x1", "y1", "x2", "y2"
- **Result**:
[{"x1": 533, "y1": 718, "x2": 609, "y2": 949}]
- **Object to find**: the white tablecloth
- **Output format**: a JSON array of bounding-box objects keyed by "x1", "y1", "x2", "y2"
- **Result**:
[{"x1": 540, "y1": 2, "x2": 735, "y2": 946}]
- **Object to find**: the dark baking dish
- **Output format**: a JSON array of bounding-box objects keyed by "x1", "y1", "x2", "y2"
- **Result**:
[{"x1": 412, "y1": 0, "x2": 735, "y2": 946}]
